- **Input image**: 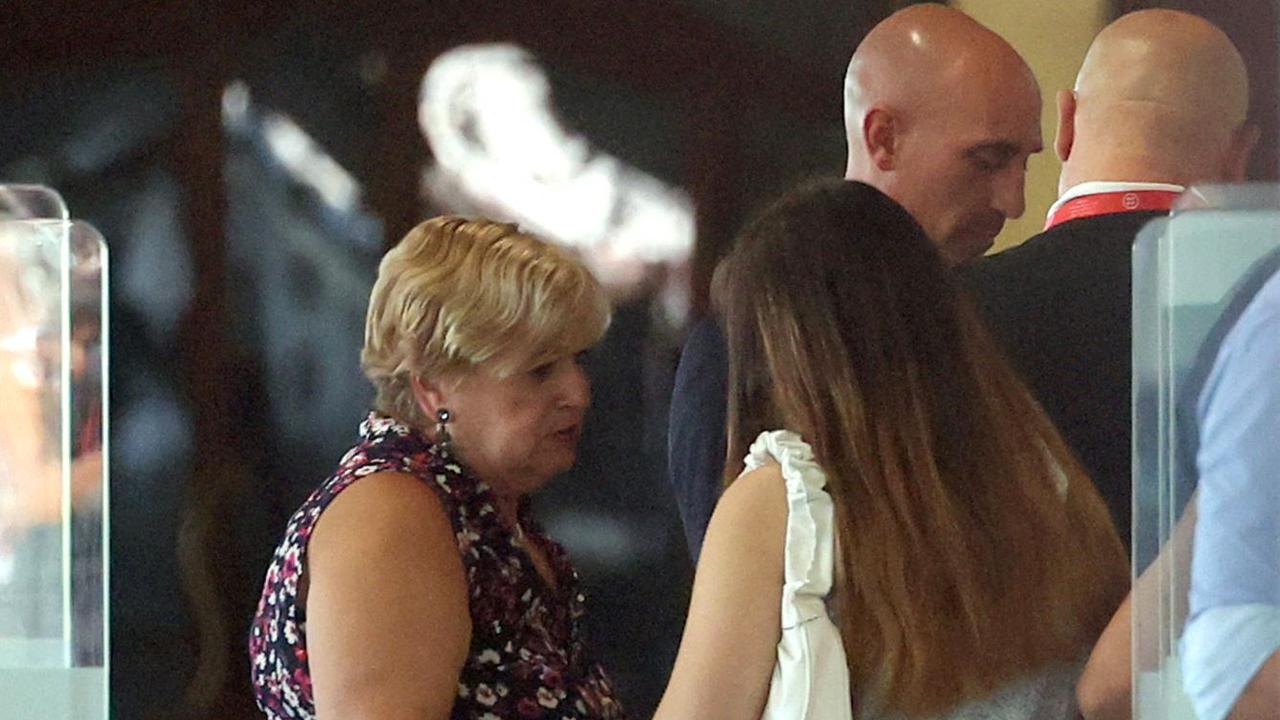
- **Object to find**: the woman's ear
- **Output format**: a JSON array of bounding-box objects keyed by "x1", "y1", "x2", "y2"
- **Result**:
[{"x1": 410, "y1": 375, "x2": 448, "y2": 421}]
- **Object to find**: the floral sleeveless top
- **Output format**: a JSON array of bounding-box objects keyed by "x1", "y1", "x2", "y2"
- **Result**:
[{"x1": 249, "y1": 413, "x2": 626, "y2": 720}]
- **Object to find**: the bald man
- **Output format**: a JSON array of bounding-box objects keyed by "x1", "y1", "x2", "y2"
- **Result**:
[
  {"x1": 844, "y1": 4, "x2": 1042, "y2": 264},
  {"x1": 667, "y1": 4, "x2": 1043, "y2": 563},
  {"x1": 1027, "y1": 14, "x2": 1265, "y2": 720},
  {"x1": 961, "y1": 9, "x2": 1257, "y2": 555}
]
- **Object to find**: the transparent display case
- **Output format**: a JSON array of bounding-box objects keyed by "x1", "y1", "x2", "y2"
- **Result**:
[
  {"x1": 0, "y1": 185, "x2": 109, "y2": 720},
  {"x1": 1132, "y1": 184, "x2": 1280, "y2": 719},
  {"x1": 0, "y1": 185, "x2": 69, "y2": 223}
]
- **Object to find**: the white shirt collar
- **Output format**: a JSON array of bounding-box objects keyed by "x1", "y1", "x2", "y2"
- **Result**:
[{"x1": 1046, "y1": 180, "x2": 1186, "y2": 223}]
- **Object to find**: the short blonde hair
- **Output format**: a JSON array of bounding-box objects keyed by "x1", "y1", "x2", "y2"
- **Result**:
[{"x1": 362, "y1": 216, "x2": 610, "y2": 428}]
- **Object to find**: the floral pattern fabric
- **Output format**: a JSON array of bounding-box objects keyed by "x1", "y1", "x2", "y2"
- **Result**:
[{"x1": 249, "y1": 413, "x2": 626, "y2": 720}]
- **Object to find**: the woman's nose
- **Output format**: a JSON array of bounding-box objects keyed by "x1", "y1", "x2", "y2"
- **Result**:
[{"x1": 557, "y1": 362, "x2": 591, "y2": 409}]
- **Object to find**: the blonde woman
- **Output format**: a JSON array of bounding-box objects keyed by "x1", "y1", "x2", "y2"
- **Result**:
[
  {"x1": 249, "y1": 217, "x2": 625, "y2": 720},
  {"x1": 655, "y1": 180, "x2": 1128, "y2": 719}
]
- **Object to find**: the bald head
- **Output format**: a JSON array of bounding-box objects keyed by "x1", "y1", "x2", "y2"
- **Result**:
[
  {"x1": 844, "y1": 4, "x2": 1043, "y2": 264},
  {"x1": 1057, "y1": 9, "x2": 1255, "y2": 192},
  {"x1": 845, "y1": 4, "x2": 1038, "y2": 148}
]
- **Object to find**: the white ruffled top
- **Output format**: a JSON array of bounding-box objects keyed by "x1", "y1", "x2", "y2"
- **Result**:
[
  {"x1": 744, "y1": 429, "x2": 1081, "y2": 720},
  {"x1": 745, "y1": 429, "x2": 854, "y2": 720}
]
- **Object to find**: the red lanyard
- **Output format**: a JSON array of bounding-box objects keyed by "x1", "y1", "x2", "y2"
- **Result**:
[{"x1": 1045, "y1": 190, "x2": 1181, "y2": 230}]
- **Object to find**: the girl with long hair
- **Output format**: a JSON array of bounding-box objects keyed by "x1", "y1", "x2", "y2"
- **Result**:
[{"x1": 654, "y1": 180, "x2": 1128, "y2": 719}]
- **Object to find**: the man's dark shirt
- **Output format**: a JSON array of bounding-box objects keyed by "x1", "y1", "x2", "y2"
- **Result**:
[
  {"x1": 960, "y1": 210, "x2": 1166, "y2": 550},
  {"x1": 667, "y1": 317, "x2": 729, "y2": 562}
]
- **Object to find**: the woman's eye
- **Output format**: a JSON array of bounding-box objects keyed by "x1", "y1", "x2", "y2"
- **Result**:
[{"x1": 530, "y1": 363, "x2": 554, "y2": 380}]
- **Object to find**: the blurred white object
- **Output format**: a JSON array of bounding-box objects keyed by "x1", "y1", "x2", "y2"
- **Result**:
[{"x1": 420, "y1": 44, "x2": 694, "y2": 321}]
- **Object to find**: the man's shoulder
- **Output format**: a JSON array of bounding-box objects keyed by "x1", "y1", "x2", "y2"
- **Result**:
[
  {"x1": 676, "y1": 316, "x2": 728, "y2": 374},
  {"x1": 961, "y1": 212, "x2": 1159, "y2": 293},
  {"x1": 958, "y1": 225, "x2": 1072, "y2": 300},
  {"x1": 671, "y1": 315, "x2": 729, "y2": 413}
]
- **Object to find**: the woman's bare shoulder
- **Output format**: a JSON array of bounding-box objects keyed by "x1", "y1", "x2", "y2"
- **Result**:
[{"x1": 310, "y1": 470, "x2": 458, "y2": 566}]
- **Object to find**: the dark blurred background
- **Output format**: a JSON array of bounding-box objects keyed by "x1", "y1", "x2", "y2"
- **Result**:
[{"x1": 2, "y1": 1, "x2": 1275, "y2": 718}]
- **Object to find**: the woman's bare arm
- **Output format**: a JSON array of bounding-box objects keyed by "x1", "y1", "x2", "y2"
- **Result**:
[
  {"x1": 653, "y1": 463, "x2": 788, "y2": 720},
  {"x1": 1077, "y1": 498, "x2": 1198, "y2": 720},
  {"x1": 306, "y1": 471, "x2": 471, "y2": 720}
]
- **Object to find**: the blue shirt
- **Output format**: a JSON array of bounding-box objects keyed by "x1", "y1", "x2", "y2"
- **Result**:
[{"x1": 1182, "y1": 266, "x2": 1280, "y2": 720}]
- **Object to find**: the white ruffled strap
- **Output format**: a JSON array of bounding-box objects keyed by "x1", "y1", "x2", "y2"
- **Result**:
[
  {"x1": 744, "y1": 430, "x2": 837, "y2": 628},
  {"x1": 747, "y1": 430, "x2": 853, "y2": 720}
]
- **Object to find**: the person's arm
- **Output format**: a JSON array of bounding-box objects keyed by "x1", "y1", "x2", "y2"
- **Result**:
[
  {"x1": 653, "y1": 463, "x2": 787, "y2": 720},
  {"x1": 1077, "y1": 593, "x2": 1132, "y2": 720},
  {"x1": 1231, "y1": 651, "x2": 1280, "y2": 720},
  {"x1": 1182, "y1": 292, "x2": 1280, "y2": 720},
  {"x1": 667, "y1": 317, "x2": 730, "y2": 562},
  {"x1": 1077, "y1": 498, "x2": 1198, "y2": 720},
  {"x1": 306, "y1": 471, "x2": 471, "y2": 720}
]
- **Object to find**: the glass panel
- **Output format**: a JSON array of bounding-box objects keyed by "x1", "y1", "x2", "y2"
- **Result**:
[
  {"x1": 0, "y1": 219, "x2": 108, "y2": 720},
  {"x1": 0, "y1": 185, "x2": 68, "y2": 221},
  {"x1": 1132, "y1": 183, "x2": 1280, "y2": 719}
]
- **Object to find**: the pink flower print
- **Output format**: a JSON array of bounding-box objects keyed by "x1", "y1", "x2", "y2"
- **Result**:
[
  {"x1": 474, "y1": 683, "x2": 497, "y2": 707},
  {"x1": 540, "y1": 667, "x2": 563, "y2": 690},
  {"x1": 518, "y1": 696, "x2": 543, "y2": 717},
  {"x1": 282, "y1": 548, "x2": 299, "y2": 576},
  {"x1": 537, "y1": 686, "x2": 559, "y2": 709},
  {"x1": 292, "y1": 667, "x2": 312, "y2": 699},
  {"x1": 457, "y1": 528, "x2": 481, "y2": 555}
]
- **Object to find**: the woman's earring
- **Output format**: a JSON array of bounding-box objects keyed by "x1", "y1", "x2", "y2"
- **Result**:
[{"x1": 435, "y1": 408, "x2": 453, "y2": 457}]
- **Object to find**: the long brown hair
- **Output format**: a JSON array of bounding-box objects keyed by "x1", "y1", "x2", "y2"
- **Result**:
[{"x1": 716, "y1": 180, "x2": 1127, "y2": 717}]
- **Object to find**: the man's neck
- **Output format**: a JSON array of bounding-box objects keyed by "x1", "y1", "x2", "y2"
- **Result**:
[{"x1": 1058, "y1": 148, "x2": 1210, "y2": 194}]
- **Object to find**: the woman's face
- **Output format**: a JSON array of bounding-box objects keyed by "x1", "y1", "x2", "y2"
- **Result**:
[{"x1": 432, "y1": 350, "x2": 592, "y2": 495}]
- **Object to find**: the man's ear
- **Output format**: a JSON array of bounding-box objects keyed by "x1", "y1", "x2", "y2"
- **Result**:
[
  {"x1": 864, "y1": 108, "x2": 899, "y2": 172},
  {"x1": 1054, "y1": 89, "x2": 1076, "y2": 163},
  {"x1": 1223, "y1": 122, "x2": 1260, "y2": 182}
]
